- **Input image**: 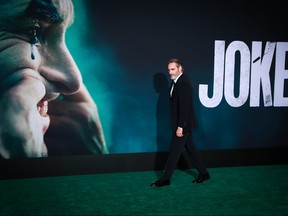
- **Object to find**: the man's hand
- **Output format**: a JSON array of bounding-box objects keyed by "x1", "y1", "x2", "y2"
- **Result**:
[
  {"x1": 0, "y1": 78, "x2": 49, "y2": 158},
  {"x1": 176, "y1": 127, "x2": 183, "y2": 137},
  {"x1": 44, "y1": 84, "x2": 108, "y2": 155}
]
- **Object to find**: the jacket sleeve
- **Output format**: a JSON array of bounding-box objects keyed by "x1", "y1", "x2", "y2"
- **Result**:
[{"x1": 177, "y1": 81, "x2": 192, "y2": 128}]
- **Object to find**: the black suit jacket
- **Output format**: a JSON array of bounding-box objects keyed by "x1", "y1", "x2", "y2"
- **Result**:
[{"x1": 170, "y1": 73, "x2": 197, "y2": 133}]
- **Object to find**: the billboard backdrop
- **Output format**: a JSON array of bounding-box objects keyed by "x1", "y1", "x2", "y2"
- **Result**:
[{"x1": 49, "y1": 0, "x2": 288, "y2": 154}]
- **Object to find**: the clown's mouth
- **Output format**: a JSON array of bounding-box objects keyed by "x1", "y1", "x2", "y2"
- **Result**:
[{"x1": 37, "y1": 101, "x2": 48, "y2": 117}]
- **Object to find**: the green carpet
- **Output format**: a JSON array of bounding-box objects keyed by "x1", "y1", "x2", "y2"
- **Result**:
[{"x1": 0, "y1": 164, "x2": 287, "y2": 215}]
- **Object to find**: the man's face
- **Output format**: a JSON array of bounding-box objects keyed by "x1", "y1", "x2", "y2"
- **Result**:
[
  {"x1": 168, "y1": 62, "x2": 182, "y2": 80},
  {"x1": 0, "y1": 0, "x2": 82, "y2": 102}
]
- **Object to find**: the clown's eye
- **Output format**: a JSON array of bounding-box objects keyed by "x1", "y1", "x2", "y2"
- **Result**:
[
  {"x1": 30, "y1": 28, "x2": 39, "y2": 44},
  {"x1": 18, "y1": 25, "x2": 43, "y2": 60},
  {"x1": 21, "y1": 25, "x2": 42, "y2": 45},
  {"x1": 26, "y1": 26, "x2": 41, "y2": 44}
]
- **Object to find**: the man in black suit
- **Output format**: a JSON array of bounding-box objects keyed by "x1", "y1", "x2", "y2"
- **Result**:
[{"x1": 151, "y1": 58, "x2": 210, "y2": 187}]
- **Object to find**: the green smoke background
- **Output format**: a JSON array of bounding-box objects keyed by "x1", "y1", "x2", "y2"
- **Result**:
[
  {"x1": 66, "y1": 0, "x2": 165, "y2": 153},
  {"x1": 66, "y1": 1, "x2": 118, "y2": 153}
]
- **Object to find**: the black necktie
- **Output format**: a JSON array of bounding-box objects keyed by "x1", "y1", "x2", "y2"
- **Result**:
[{"x1": 170, "y1": 81, "x2": 174, "y2": 97}]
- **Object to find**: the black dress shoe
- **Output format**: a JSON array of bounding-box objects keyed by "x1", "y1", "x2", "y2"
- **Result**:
[
  {"x1": 150, "y1": 179, "x2": 170, "y2": 187},
  {"x1": 193, "y1": 173, "x2": 210, "y2": 183}
]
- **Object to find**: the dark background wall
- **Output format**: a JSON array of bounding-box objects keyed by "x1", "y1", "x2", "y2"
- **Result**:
[{"x1": 67, "y1": 0, "x2": 288, "y2": 153}]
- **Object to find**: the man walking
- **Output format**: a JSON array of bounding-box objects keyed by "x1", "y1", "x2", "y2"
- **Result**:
[{"x1": 151, "y1": 58, "x2": 210, "y2": 187}]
